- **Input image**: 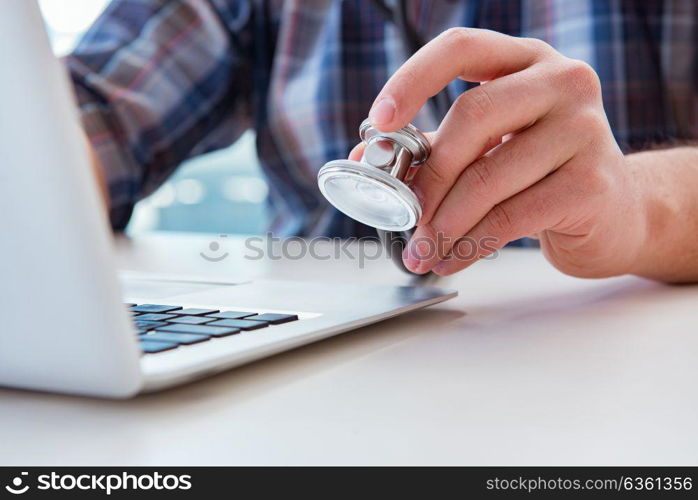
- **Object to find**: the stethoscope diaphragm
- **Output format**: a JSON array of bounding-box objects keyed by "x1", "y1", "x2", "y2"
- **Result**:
[{"x1": 317, "y1": 119, "x2": 430, "y2": 232}]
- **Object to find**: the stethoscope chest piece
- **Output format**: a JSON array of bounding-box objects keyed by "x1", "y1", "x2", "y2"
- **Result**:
[{"x1": 317, "y1": 119, "x2": 430, "y2": 232}]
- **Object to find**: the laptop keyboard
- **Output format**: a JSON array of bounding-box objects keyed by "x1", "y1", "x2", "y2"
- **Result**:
[{"x1": 127, "y1": 304, "x2": 299, "y2": 355}]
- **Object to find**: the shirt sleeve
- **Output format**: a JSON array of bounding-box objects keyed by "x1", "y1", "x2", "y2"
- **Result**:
[{"x1": 65, "y1": 0, "x2": 253, "y2": 229}]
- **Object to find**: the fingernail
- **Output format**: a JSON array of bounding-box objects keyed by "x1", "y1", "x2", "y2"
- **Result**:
[
  {"x1": 402, "y1": 246, "x2": 419, "y2": 272},
  {"x1": 403, "y1": 237, "x2": 433, "y2": 273},
  {"x1": 369, "y1": 97, "x2": 396, "y2": 126}
]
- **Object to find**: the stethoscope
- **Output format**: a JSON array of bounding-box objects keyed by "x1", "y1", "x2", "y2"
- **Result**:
[{"x1": 318, "y1": 0, "x2": 452, "y2": 276}]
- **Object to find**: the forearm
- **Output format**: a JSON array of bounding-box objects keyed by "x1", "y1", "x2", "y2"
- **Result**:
[{"x1": 629, "y1": 147, "x2": 698, "y2": 283}]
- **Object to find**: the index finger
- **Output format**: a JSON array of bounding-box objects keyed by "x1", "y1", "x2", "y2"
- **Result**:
[{"x1": 368, "y1": 28, "x2": 549, "y2": 131}]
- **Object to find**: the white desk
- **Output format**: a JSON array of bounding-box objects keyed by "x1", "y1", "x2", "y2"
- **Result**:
[{"x1": 2, "y1": 232, "x2": 697, "y2": 465}]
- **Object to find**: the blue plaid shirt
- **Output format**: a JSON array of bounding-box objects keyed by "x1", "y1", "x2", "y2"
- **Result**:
[{"x1": 67, "y1": 0, "x2": 698, "y2": 237}]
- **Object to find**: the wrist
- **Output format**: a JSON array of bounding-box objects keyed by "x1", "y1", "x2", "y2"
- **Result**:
[
  {"x1": 622, "y1": 147, "x2": 698, "y2": 282},
  {"x1": 622, "y1": 153, "x2": 654, "y2": 277}
]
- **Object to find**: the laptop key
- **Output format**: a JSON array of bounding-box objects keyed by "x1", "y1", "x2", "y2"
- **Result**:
[
  {"x1": 167, "y1": 315, "x2": 217, "y2": 325},
  {"x1": 177, "y1": 308, "x2": 219, "y2": 316},
  {"x1": 247, "y1": 313, "x2": 299, "y2": 324},
  {"x1": 143, "y1": 332, "x2": 211, "y2": 345},
  {"x1": 136, "y1": 313, "x2": 179, "y2": 322},
  {"x1": 140, "y1": 339, "x2": 179, "y2": 353},
  {"x1": 206, "y1": 311, "x2": 256, "y2": 320},
  {"x1": 207, "y1": 319, "x2": 268, "y2": 331},
  {"x1": 135, "y1": 320, "x2": 169, "y2": 330},
  {"x1": 156, "y1": 324, "x2": 240, "y2": 338},
  {"x1": 131, "y1": 304, "x2": 183, "y2": 314}
]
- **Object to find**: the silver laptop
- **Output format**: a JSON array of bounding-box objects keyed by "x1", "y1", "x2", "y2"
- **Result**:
[{"x1": 0, "y1": 1, "x2": 456, "y2": 398}]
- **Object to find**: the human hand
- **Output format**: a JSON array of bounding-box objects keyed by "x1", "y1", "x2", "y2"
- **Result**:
[{"x1": 351, "y1": 28, "x2": 645, "y2": 278}]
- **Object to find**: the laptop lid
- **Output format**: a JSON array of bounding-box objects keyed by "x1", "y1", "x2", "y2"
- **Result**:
[{"x1": 0, "y1": 0, "x2": 141, "y2": 397}]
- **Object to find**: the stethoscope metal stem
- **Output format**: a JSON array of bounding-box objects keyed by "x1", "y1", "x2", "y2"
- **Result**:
[{"x1": 389, "y1": 146, "x2": 413, "y2": 182}]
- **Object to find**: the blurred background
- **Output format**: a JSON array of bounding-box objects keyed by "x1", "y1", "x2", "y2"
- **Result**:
[{"x1": 39, "y1": 0, "x2": 269, "y2": 236}]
